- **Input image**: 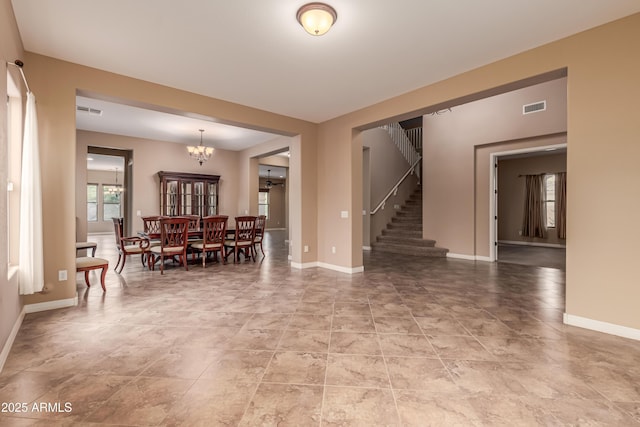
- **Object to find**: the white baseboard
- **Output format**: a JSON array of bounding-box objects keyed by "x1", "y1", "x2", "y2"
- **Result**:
[
  {"x1": 446, "y1": 253, "x2": 477, "y2": 261},
  {"x1": 291, "y1": 261, "x2": 364, "y2": 274},
  {"x1": 24, "y1": 296, "x2": 78, "y2": 314},
  {"x1": 362, "y1": 246, "x2": 372, "y2": 251},
  {"x1": 291, "y1": 261, "x2": 318, "y2": 270},
  {"x1": 564, "y1": 313, "x2": 640, "y2": 341},
  {"x1": 0, "y1": 307, "x2": 26, "y2": 372},
  {"x1": 0, "y1": 307, "x2": 26, "y2": 373},
  {"x1": 499, "y1": 240, "x2": 566, "y2": 249},
  {"x1": 446, "y1": 253, "x2": 493, "y2": 262}
]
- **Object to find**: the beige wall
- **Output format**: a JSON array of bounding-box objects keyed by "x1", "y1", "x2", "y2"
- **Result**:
[
  {"x1": 3, "y1": 6, "x2": 640, "y2": 339},
  {"x1": 23, "y1": 51, "x2": 317, "y2": 308},
  {"x1": 86, "y1": 169, "x2": 124, "y2": 234},
  {"x1": 318, "y1": 14, "x2": 640, "y2": 330},
  {"x1": 76, "y1": 130, "x2": 243, "y2": 239},
  {"x1": 498, "y1": 153, "x2": 567, "y2": 246},
  {"x1": 362, "y1": 128, "x2": 420, "y2": 246},
  {"x1": 423, "y1": 77, "x2": 567, "y2": 257},
  {"x1": 1, "y1": 0, "x2": 25, "y2": 364},
  {"x1": 258, "y1": 178, "x2": 287, "y2": 229}
]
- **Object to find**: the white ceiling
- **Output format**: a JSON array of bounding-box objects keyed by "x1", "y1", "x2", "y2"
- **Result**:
[
  {"x1": 13, "y1": 1, "x2": 640, "y2": 156},
  {"x1": 12, "y1": 1, "x2": 640, "y2": 125},
  {"x1": 76, "y1": 96, "x2": 280, "y2": 151}
]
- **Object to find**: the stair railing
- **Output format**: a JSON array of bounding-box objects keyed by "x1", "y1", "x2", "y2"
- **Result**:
[
  {"x1": 380, "y1": 122, "x2": 422, "y2": 180},
  {"x1": 371, "y1": 157, "x2": 421, "y2": 215}
]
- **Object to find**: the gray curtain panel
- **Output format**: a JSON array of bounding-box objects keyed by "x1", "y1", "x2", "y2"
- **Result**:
[{"x1": 522, "y1": 174, "x2": 545, "y2": 238}]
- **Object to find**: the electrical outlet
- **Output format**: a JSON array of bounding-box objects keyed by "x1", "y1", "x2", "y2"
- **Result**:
[
  {"x1": 331, "y1": 246, "x2": 336, "y2": 254},
  {"x1": 340, "y1": 211, "x2": 349, "y2": 218},
  {"x1": 304, "y1": 245, "x2": 309, "y2": 253},
  {"x1": 58, "y1": 270, "x2": 67, "y2": 281}
]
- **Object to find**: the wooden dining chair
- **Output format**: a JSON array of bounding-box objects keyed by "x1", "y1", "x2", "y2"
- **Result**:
[
  {"x1": 190, "y1": 215, "x2": 228, "y2": 267},
  {"x1": 141, "y1": 215, "x2": 164, "y2": 246},
  {"x1": 148, "y1": 216, "x2": 190, "y2": 274},
  {"x1": 253, "y1": 214, "x2": 267, "y2": 258},
  {"x1": 224, "y1": 216, "x2": 257, "y2": 263},
  {"x1": 184, "y1": 214, "x2": 203, "y2": 244},
  {"x1": 111, "y1": 218, "x2": 150, "y2": 273}
]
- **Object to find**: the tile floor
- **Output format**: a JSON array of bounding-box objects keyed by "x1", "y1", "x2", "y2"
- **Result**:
[{"x1": 1, "y1": 230, "x2": 639, "y2": 426}]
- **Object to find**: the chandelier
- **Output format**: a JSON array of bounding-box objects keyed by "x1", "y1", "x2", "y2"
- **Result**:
[
  {"x1": 187, "y1": 129, "x2": 214, "y2": 165},
  {"x1": 107, "y1": 168, "x2": 124, "y2": 195}
]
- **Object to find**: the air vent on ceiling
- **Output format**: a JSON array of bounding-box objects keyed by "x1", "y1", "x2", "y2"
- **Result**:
[
  {"x1": 76, "y1": 105, "x2": 103, "y2": 116},
  {"x1": 523, "y1": 100, "x2": 546, "y2": 115}
]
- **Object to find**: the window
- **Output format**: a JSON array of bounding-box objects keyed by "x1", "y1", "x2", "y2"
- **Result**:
[
  {"x1": 544, "y1": 174, "x2": 555, "y2": 228},
  {"x1": 102, "y1": 185, "x2": 122, "y2": 220},
  {"x1": 258, "y1": 190, "x2": 269, "y2": 219},
  {"x1": 87, "y1": 184, "x2": 98, "y2": 222}
]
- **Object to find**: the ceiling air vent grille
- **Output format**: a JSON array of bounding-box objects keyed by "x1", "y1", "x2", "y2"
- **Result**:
[
  {"x1": 523, "y1": 100, "x2": 546, "y2": 115},
  {"x1": 76, "y1": 105, "x2": 103, "y2": 116}
]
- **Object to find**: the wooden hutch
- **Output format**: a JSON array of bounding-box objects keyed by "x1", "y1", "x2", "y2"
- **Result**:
[{"x1": 157, "y1": 171, "x2": 220, "y2": 217}]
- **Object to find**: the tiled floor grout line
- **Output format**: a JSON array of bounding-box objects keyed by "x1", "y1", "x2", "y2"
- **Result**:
[
  {"x1": 369, "y1": 296, "x2": 404, "y2": 426},
  {"x1": 317, "y1": 299, "x2": 335, "y2": 427}
]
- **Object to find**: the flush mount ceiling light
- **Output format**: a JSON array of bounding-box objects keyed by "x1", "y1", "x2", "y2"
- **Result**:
[{"x1": 297, "y1": 3, "x2": 337, "y2": 36}]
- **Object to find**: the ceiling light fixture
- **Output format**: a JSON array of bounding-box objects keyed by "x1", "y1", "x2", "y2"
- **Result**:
[
  {"x1": 266, "y1": 169, "x2": 273, "y2": 189},
  {"x1": 187, "y1": 129, "x2": 214, "y2": 166},
  {"x1": 107, "y1": 168, "x2": 124, "y2": 195},
  {"x1": 297, "y1": 3, "x2": 337, "y2": 36}
]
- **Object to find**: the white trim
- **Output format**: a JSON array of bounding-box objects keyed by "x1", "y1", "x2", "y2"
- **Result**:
[
  {"x1": 362, "y1": 246, "x2": 372, "y2": 251},
  {"x1": 446, "y1": 253, "x2": 493, "y2": 262},
  {"x1": 291, "y1": 261, "x2": 317, "y2": 270},
  {"x1": 7, "y1": 265, "x2": 19, "y2": 283},
  {"x1": 24, "y1": 295, "x2": 78, "y2": 314},
  {"x1": 564, "y1": 313, "x2": 640, "y2": 341},
  {"x1": 446, "y1": 253, "x2": 477, "y2": 261},
  {"x1": 291, "y1": 261, "x2": 364, "y2": 274},
  {"x1": 499, "y1": 240, "x2": 566, "y2": 249},
  {"x1": 0, "y1": 307, "x2": 26, "y2": 373},
  {"x1": 317, "y1": 262, "x2": 364, "y2": 274},
  {"x1": 266, "y1": 227, "x2": 286, "y2": 231},
  {"x1": 489, "y1": 142, "x2": 567, "y2": 262}
]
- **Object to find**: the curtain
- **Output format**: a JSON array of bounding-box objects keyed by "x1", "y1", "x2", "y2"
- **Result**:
[
  {"x1": 556, "y1": 172, "x2": 567, "y2": 239},
  {"x1": 522, "y1": 174, "x2": 545, "y2": 238},
  {"x1": 18, "y1": 92, "x2": 45, "y2": 295}
]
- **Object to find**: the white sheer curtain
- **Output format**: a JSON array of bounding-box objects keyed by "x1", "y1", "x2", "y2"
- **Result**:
[{"x1": 18, "y1": 92, "x2": 44, "y2": 295}]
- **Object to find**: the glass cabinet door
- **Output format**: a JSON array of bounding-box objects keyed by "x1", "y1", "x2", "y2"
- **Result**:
[
  {"x1": 193, "y1": 182, "x2": 204, "y2": 217},
  {"x1": 181, "y1": 181, "x2": 192, "y2": 215},
  {"x1": 166, "y1": 180, "x2": 178, "y2": 216},
  {"x1": 207, "y1": 182, "x2": 218, "y2": 215},
  {"x1": 158, "y1": 172, "x2": 220, "y2": 217}
]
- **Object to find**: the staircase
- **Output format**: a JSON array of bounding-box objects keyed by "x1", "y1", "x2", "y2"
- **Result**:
[{"x1": 371, "y1": 189, "x2": 449, "y2": 257}]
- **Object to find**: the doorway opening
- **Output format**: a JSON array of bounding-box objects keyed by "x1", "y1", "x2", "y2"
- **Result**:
[
  {"x1": 490, "y1": 143, "x2": 567, "y2": 269},
  {"x1": 86, "y1": 147, "x2": 133, "y2": 236}
]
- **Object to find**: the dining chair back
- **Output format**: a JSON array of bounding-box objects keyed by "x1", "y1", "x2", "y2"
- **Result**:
[
  {"x1": 141, "y1": 215, "x2": 164, "y2": 239},
  {"x1": 253, "y1": 214, "x2": 267, "y2": 257},
  {"x1": 190, "y1": 215, "x2": 228, "y2": 266},
  {"x1": 111, "y1": 217, "x2": 150, "y2": 273},
  {"x1": 148, "y1": 216, "x2": 190, "y2": 274},
  {"x1": 224, "y1": 216, "x2": 257, "y2": 263}
]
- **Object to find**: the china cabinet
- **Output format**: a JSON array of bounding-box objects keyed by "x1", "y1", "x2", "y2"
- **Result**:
[{"x1": 158, "y1": 171, "x2": 220, "y2": 217}]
